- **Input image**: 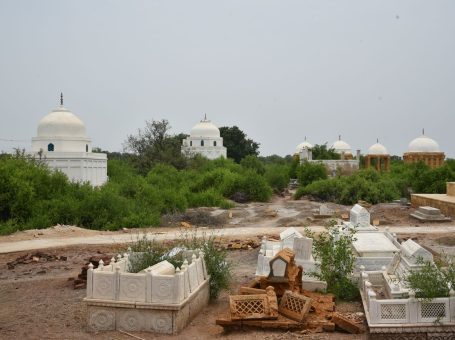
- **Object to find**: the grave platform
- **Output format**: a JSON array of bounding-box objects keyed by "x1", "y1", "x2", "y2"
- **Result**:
[{"x1": 410, "y1": 206, "x2": 451, "y2": 222}]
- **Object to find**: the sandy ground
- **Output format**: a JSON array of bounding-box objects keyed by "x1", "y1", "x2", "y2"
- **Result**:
[{"x1": 1, "y1": 195, "x2": 455, "y2": 339}]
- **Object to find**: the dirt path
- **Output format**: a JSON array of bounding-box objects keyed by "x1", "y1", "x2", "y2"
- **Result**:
[{"x1": 2, "y1": 224, "x2": 455, "y2": 254}]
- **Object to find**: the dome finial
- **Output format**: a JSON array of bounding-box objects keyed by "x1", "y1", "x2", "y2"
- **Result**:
[
  {"x1": 338, "y1": 134, "x2": 341, "y2": 141},
  {"x1": 204, "y1": 113, "x2": 207, "y2": 120},
  {"x1": 60, "y1": 92, "x2": 63, "y2": 106},
  {"x1": 377, "y1": 138, "x2": 379, "y2": 143},
  {"x1": 304, "y1": 136, "x2": 307, "y2": 141},
  {"x1": 422, "y1": 128, "x2": 425, "y2": 135}
]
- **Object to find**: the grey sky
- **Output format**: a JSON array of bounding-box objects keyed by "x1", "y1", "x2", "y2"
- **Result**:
[{"x1": 1, "y1": 1, "x2": 454, "y2": 157}]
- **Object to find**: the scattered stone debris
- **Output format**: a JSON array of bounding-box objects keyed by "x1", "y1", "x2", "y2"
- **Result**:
[
  {"x1": 230, "y1": 286, "x2": 278, "y2": 320},
  {"x1": 331, "y1": 312, "x2": 364, "y2": 334},
  {"x1": 73, "y1": 255, "x2": 112, "y2": 289},
  {"x1": 312, "y1": 204, "x2": 335, "y2": 219},
  {"x1": 258, "y1": 248, "x2": 303, "y2": 296},
  {"x1": 161, "y1": 208, "x2": 228, "y2": 227},
  {"x1": 7, "y1": 252, "x2": 67, "y2": 269},
  {"x1": 223, "y1": 238, "x2": 260, "y2": 250},
  {"x1": 263, "y1": 208, "x2": 278, "y2": 218},
  {"x1": 279, "y1": 290, "x2": 312, "y2": 322}
]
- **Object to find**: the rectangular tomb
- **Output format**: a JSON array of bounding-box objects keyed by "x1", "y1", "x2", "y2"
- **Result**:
[{"x1": 85, "y1": 252, "x2": 210, "y2": 334}]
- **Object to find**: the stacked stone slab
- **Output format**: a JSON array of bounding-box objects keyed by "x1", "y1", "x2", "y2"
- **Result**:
[
  {"x1": 85, "y1": 252, "x2": 210, "y2": 334},
  {"x1": 410, "y1": 206, "x2": 451, "y2": 222}
]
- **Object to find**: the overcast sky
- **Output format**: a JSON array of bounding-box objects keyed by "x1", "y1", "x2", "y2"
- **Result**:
[{"x1": 1, "y1": 1, "x2": 454, "y2": 157}]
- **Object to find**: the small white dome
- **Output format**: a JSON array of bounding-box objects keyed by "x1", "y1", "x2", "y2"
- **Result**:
[
  {"x1": 37, "y1": 106, "x2": 87, "y2": 138},
  {"x1": 190, "y1": 116, "x2": 220, "y2": 138},
  {"x1": 331, "y1": 139, "x2": 352, "y2": 154},
  {"x1": 368, "y1": 142, "x2": 388, "y2": 155},
  {"x1": 295, "y1": 140, "x2": 313, "y2": 154},
  {"x1": 408, "y1": 135, "x2": 440, "y2": 153}
]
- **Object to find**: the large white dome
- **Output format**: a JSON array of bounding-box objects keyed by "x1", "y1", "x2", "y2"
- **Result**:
[
  {"x1": 37, "y1": 106, "x2": 87, "y2": 138},
  {"x1": 408, "y1": 135, "x2": 440, "y2": 153},
  {"x1": 295, "y1": 140, "x2": 313, "y2": 154},
  {"x1": 190, "y1": 117, "x2": 220, "y2": 138},
  {"x1": 331, "y1": 138, "x2": 352, "y2": 154},
  {"x1": 368, "y1": 142, "x2": 388, "y2": 155}
]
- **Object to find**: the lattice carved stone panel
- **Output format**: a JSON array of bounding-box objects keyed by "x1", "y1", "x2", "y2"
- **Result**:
[
  {"x1": 380, "y1": 304, "x2": 407, "y2": 320},
  {"x1": 278, "y1": 290, "x2": 312, "y2": 322},
  {"x1": 421, "y1": 302, "x2": 446, "y2": 319},
  {"x1": 230, "y1": 295, "x2": 268, "y2": 320}
]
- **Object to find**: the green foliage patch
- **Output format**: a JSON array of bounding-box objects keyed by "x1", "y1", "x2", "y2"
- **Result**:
[
  {"x1": 295, "y1": 161, "x2": 455, "y2": 204},
  {"x1": 304, "y1": 222, "x2": 359, "y2": 300},
  {"x1": 0, "y1": 152, "x2": 275, "y2": 234}
]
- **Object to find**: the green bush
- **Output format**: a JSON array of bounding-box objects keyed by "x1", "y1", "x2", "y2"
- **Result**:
[
  {"x1": 297, "y1": 162, "x2": 327, "y2": 187},
  {"x1": 304, "y1": 222, "x2": 359, "y2": 300},
  {"x1": 264, "y1": 164, "x2": 290, "y2": 192},
  {"x1": 240, "y1": 155, "x2": 266, "y2": 175},
  {"x1": 127, "y1": 230, "x2": 232, "y2": 301}
]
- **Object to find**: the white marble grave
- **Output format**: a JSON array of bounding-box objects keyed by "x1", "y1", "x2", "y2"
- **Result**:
[
  {"x1": 350, "y1": 204, "x2": 371, "y2": 228},
  {"x1": 85, "y1": 251, "x2": 210, "y2": 334}
]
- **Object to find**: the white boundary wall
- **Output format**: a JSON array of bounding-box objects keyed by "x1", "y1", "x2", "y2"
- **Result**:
[
  {"x1": 87, "y1": 252, "x2": 208, "y2": 305},
  {"x1": 360, "y1": 270, "x2": 455, "y2": 326}
]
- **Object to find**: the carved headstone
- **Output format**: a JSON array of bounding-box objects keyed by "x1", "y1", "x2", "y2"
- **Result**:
[
  {"x1": 280, "y1": 227, "x2": 303, "y2": 249},
  {"x1": 401, "y1": 239, "x2": 433, "y2": 262},
  {"x1": 293, "y1": 237, "x2": 313, "y2": 261},
  {"x1": 350, "y1": 204, "x2": 370, "y2": 228}
]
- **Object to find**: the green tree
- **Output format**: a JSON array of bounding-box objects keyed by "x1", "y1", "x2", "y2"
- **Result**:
[
  {"x1": 240, "y1": 155, "x2": 266, "y2": 175},
  {"x1": 124, "y1": 120, "x2": 187, "y2": 173},
  {"x1": 296, "y1": 162, "x2": 328, "y2": 187},
  {"x1": 219, "y1": 126, "x2": 259, "y2": 163},
  {"x1": 311, "y1": 144, "x2": 340, "y2": 160}
]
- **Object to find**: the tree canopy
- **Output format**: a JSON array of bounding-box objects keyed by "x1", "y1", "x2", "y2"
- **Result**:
[
  {"x1": 124, "y1": 119, "x2": 187, "y2": 173},
  {"x1": 219, "y1": 126, "x2": 259, "y2": 163},
  {"x1": 311, "y1": 143, "x2": 340, "y2": 160}
]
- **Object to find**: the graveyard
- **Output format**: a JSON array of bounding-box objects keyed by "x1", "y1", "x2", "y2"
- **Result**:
[{"x1": 2, "y1": 195, "x2": 455, "y2": 339}]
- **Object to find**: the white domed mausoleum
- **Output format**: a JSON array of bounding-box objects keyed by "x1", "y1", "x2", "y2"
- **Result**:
[
  {"x1": 181, "y1": 115, "x2": 227, "y2": 160},
  {"x1": 365, "y1": 139, "x2": 390, "y2": 171},
  {"x1": 294, "y1": 137, "x2": 313, "y2": 155},
  {"x1": 331, "y1": 135, "x2": 353, "y2": 160},
  {"x1": 403, "y1": 130, "x2": 445, "y2": 169},
  {"x1": 31, "y1": 95, "x2": 107, "y2": 186}
]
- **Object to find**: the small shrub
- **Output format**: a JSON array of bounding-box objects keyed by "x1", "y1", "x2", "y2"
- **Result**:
[
  {"x1": 126, "y1": 230, "x2": 232, "y2": 301},
  {"x1": 297, "y1": 162, "x2": 327, "y2": 187},
  {"x1": 264, "y1": 164, "x2": 289, "y2": 192},
  {"x1": 304, "y1": 221, "x2": 359, "y2": 300},
  {"x1": 405, "y1": 256, "x2": 455, "y2": 301}
]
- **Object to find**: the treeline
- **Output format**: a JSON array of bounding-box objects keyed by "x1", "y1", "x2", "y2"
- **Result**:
[
  {"x1": 0, "y1": 154, "x2": 290, "y2": 235},
  {"x1": 294, "y1": 160, "x2": 455, "y2": 204}
]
